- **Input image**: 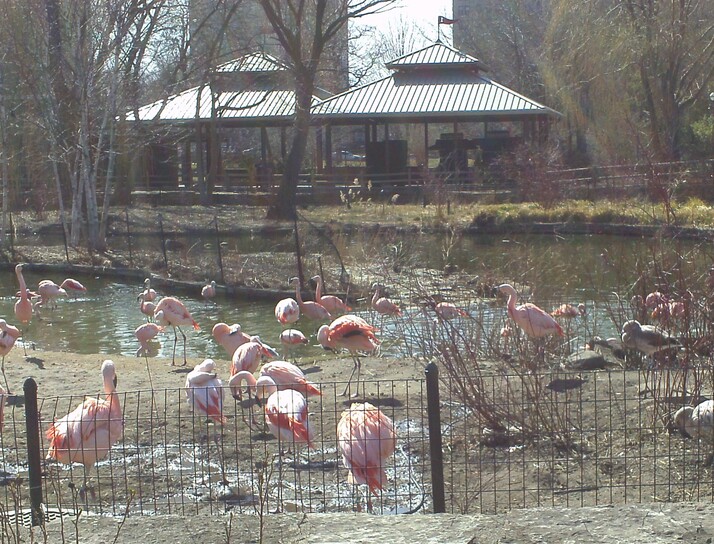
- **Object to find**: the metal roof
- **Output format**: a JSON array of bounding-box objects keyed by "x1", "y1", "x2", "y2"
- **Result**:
[
  {"x1": 214, "y1": 52, "x2": 288, "y2": 74},
  {"x1": 311, "y1": 69, "x2": 560, "y2": 123},
  {"x1": 386, "y1": 41, "x2": 487, "y2": 72}
]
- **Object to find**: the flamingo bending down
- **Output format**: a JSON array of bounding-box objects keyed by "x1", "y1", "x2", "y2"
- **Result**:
[
  {"x1": 185, "y1": 359, "x2": 226, "y2": 424},
  {"x1": 0, "y1": 320, "x2": 20, "y2": 393},
  {"x1": 231, "y1": 336, "x2": 279, "y2": 376},
  {"x1": 435, "y1": 302, "x2": 469, "y2": 320},
  {"x1": 337, "y1": 402, "x2": 397, "y2": 497},
  {"x1": 312, "y1": 275, "x2": 351, "y2": 314},
  {"x1": 140, "y1": 278, "x2": 157, "y2": 302},
  {"x1": 275, "y1": 297, "x2": 300, "y2": 325},
  {"x1": 371, "y1": 284, "x2": 401, "y2": 316},
  {"x1": 212, "y1": 323, "x2": 251, "y2": 359},
  {"x1": 290, "y1": 277, "x2": 331, "y2": 321},
  {"x1": 46, "y1": 360, "x2": 123, "y2": 468},
  {"x1": 318, "y1": 315, "x2": 380, "y2": 396},
  {"x1": 60, "y1": 278, "x2": 87, "y2": 296},
  {"x1": 498, "y1": 284, "x2": 564, "y2": 338},
  {"x1": 279, "y1": 328, "x2": 309, "y2": 360},
  {"x1": 153, "y1": 296, "x2": 200, "y2": 366},
  {"x1": 37, "y1": 279, "x2": 67, "y2": 309},
  {"x1": 201, "y1": 280, "x2": 217, "y2": 302},
  {"x1": 135, "y1": 323, "x2": 164, "y2": 387},
  {"x1": 14, "y1": 264, "x2": 33, "y2": 354},
  {"x1": 230, "y1": 362, "x2": 320, "y2": 401},
  {"x1": 138, "y1": 294, "x2": 156, "y2": 321}
]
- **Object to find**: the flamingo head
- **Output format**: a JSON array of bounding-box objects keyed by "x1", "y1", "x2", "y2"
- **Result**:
[
  {"x1": 316, "y1": 325, "x2": 335, "y2": 351},
  {"x1": 101, "y1": 360, "x2": 118, "y2": 390}
]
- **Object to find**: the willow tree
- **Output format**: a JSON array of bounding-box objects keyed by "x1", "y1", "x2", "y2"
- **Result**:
[{"x1": 258, "y1": 0, "x2": 397, "y2": 220}]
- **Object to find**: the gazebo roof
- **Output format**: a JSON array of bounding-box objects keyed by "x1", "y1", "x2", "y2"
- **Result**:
[{"x1": 385, "y1": 41, "x2": 488, "y2": 72}]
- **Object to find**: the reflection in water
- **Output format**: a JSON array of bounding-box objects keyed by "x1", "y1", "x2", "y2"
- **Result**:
[{"x1": 0, "y1": 232, "x2": 709, "y2": 359}]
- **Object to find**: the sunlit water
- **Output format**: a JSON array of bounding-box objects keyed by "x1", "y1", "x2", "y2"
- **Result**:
[{"x1": 1, "y1": 231, "x2": 710, "y2": 360}]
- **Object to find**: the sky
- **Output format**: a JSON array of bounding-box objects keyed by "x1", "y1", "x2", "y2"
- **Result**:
[{"x1": 357, "y1": 0, "x2": 454, "y2": 46}]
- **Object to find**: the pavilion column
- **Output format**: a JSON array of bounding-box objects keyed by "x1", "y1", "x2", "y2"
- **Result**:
[
  {"x1": 325, "y1": 125, "x2": 333, "y2": 172},
  {"x1": 424, "y1": 123, "x2": 429, "y2": 172},
  {"x1": 315, "y1": 126, "x2": 323, "y2": 173},
  {"x1": 181, "y1": 139, "x2": 192, "y2": 187}
]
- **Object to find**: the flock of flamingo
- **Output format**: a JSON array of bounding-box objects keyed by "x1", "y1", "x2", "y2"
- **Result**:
[{"x1": 1, "y1": 261, "x2": 711, "y2": 504}]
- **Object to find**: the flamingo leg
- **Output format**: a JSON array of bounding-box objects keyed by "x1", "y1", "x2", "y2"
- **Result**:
[
  {"x1": 341, "y1": 355, "x2": 361, "y2": 397},
  {"x1": 144, "y1": 354, "x2": 154, "y2": 390},
  {"x1": 1, "y1": 355, "x2": 10, "y2": 394},
  {"x1": 171, "y1": 326, "x2": 178, "y2": 366},
  {"x1": 178, "y1": 326, "x2": 187, "y2": 366}
]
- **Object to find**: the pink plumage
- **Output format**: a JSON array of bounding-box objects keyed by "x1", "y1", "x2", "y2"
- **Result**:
[
  {"x1": 13, "y1": 264, "x2": 32, "y2": 326},
  {"x1": 291, "y1": 277, "x2": 331, "y2": 321},
  {"x1": 259, "y1": 360, "x2": 321, "y2": 397},
  {"x1": 231, "y1": 337, "x2": 278, "y2": 376},
  {"x1": 312, "y1": 275, "x2": 351, "y2": 314},
  {"x1": 185, "y1": 359, "x2": 226, "y2": 424},
  {"x1": 212, "y1": 322, "x2": 251, "y2": 359},
  {"x1": 371, "y1": 284, "x2": 401, "y2": 316},
  {"x1": 498, "y1": 284, "x2": 563, "y2": 338},
  {"x1": 317, "y1": 315, "x2": 380, "y2": 354},
  {"x1": 275, "y1": 298, "x2": 300, "y2": 324},
  {"x1": 435, "y1": 302, "x2": 469, "y2": 320},
  {"x1": 60, "y1": 278, "x2": 87, "y2": 293},
  {"x1": 337, "y1": 402, "x2": 397, "y2": 495},
  {"x1": 264, "y1": 389, "x2": 314, "y2": 449},
  {"x1": 135, "y1": 322, "x2": 163, "y2": 356}
]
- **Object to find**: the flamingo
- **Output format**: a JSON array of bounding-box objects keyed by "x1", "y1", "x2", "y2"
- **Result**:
[
  {"x1": 0, "y1": 320, "x2": 20, "y2": 393},
  {"x1": 185, "y1": 359, "x2": 226, "y2": 424},
  {"x1": 279, "y1": 328, "x2": 309, "y2": 360},
  {"x1": 275, "y1": 297, "x2": 300, "y2": 325},
  {"x1": 498, "y1": 284, "x2": 564, "y2": 338},
  {"x1": 673, "y1": 399, "x2": 714, "y2": 464},
  {"x1": 435, "y1": 301, "x2": 469, "y2": 320},
  {"x1": 231, "y1": 336, "x2": 279, "y2": 376},
  {"x1": 201, "y1": 280, "x2": 217, "y2": 302},
  {"x1": 337, "y1": 402, "x2": 397, "y2": 500},
  {"x1": 138, "y1": 294, "x2": 156, "y2": 321},
  {"x1": 551, "y1": 303, "x2": 584, "y2": 319},
  {"x1": 290, "y1": 277, "x2": 331, "y2": 321},
  {"x1": 317, "y1": 314, "x2": 380, "y2": 396},
  {"x1": 140, "y1": 278, "x2": 157, "y2": 302},
  {"x1": 371, "y1": 284, "x2": 401, "y2": 316},
  {"x1": 212, "y1": 322, "x2": 251, "y2": 359},
  {"x1": 46, "y1": 360, "x2": 123, "y2": 490},
  {"x1": 153, "y1": 296, "x2": 200, "y2": 366},
  {"x1": 14, "y1": 264, "x2": 32, "y2": 354},
  {"x1": 259, "y1": 360, "x2": 321, "y2": 397},
  {"x1": 135, "y1": 323, "x2": 164, "y2": 388},
  {"x1": 37, "y1": 279, "x2": 67, "y2": 309},
  {"x1": 621, "y1": 320, "x2": 679, "y2": 360},
  {"x1": 312, "y1": 275, "x2": 351, "y2": 314},
  {"x1": 60, "y1": 278, "x2": 87, "y2": 297}
]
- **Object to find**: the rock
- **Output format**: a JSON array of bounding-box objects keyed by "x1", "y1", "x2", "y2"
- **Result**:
[{"x1": 562, "y1": 349, "x2": 610, "y2": 371}]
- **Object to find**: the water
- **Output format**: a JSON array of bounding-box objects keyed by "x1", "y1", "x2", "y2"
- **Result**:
[{"x1": 0, "y1": 231, "x2": 709, "y2": 359}]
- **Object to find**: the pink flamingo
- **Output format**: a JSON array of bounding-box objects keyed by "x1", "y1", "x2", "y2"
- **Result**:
[
  {"x1": 201, "y1": 280, "x2": 217, "y2": 302},
  {"x1": 153, "y1": 296, "x2": 200, "y2": 365},
  {"x1": 371, "y1": 283, "x2": 402, "y2": 316},
  {"x1": 337, "y1": 402, "x2": 397, "y2": 500},
  {"x1": 46, "y1": 360, "x2": 123, "y2": 484},
  {"x1": 259, "y1": 360, "x2": 321, "y2": 397},
  {"x1": 498, "y1": 284, "x2": 564, "y2": 338},
  {"x1": 135, "y1": 322, "x2": 164, "y2": 387},
  {"x1": 140, "y1": 278, "x2": 157, "y2": 302},
  {"x1": 14, "y1": 264, "x2": 32, "y2": 354},
  {"x1": 231, "y1": 336, "x2": 279, "y2": 376},
  {"x1": 551, "y1": 303, "x2": 585, "y2": 318},
  {"x1": 312, "y1": 275, "x2": 351, "y2": 314},
  {"x1": 435, "y1": 301, "x2": 469, "y2": 320},
  {"x1": 60, "y1": 278, "x2": 87, "y2": 296},
  {"x1": 138, "y1": 294, "x2": 156, "y2": 321},
  {"x1": 0, "y1": 319, "x2": 20, "y2": 393},
  {"x1": 290, "y1": 277, "x2": 331, "y2": 321},
  {"x1": 37, "y1": 279, "x2": 67, "y2": 309},
  {"x1": 185, "y1": 359, "x2": 226, "y2": 424},
  {"x1": 275, "y1": 297, "x2": 300, "y2": 325},
  {"x1": 279, "y1": 328, "x2": 309, "y2": 360},
  {"x1": 212, "y1": 322, "x2": 251, "y2": 359},
  {"x1": 317, "y1": 315, "x2": 380, "y2": 396}
]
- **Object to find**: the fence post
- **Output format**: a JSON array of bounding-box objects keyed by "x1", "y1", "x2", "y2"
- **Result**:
[
  {"x1": 125, "y1": 207, "x2": 133, "y2": 267},
  {"x1": 23, "y1": 378, "x2": 44, "y2": 526},
  {"x1": 158, "y1": 213, "x2": 168, "y2": 270},
  {"x1": 60, "y1": 219, "x2": 69, "y2": 263},
  {"x1": 214, "y1": 216, "x2": 225, "y2": 284},
  {"x1": 425, "y1": 361, "x2": 446, "y2": 513}
]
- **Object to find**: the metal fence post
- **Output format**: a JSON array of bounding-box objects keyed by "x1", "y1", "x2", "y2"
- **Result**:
[
  {"x1": 214, "y1": 216, "x2": 225, "y2": 284},
  {"x1": 23, "y1": 378, "x2": 44, "y2": 526},
  {"x1": 425, "y1": 361, "x2": 446, "y2": 513}
]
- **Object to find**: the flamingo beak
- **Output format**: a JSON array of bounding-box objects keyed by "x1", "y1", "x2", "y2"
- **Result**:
[{"x1": 113, "y1": 375, "x2": 118, "y2": 387}]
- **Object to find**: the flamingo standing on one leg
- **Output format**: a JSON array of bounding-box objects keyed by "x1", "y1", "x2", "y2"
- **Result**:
[
  {"x1": 498, "y1": 284, "x2": 564, "y2": 338},
  {"x1": 279, "y1": 328, "x2": 309, "y2": 361},
  {"x1": 318, "y1": 315, "x2": 380, "y2": 397},
  {"x1": 201, "y1": 280, "x2": 217, "y2": 302},
  {"x1": 371, "y1": 284, "x2": 401, "y2": 316},
  {"x1": 135, "y1": 322, "x2": 164, "y2": 388},
  {"x1": 60, "y1": 278, "x2": 87, "y2": 298},
  {"x1": 290, "y1": 277, "x2": 331, "y2": 321},
  {"x1": 275, "y1": 297, "x2": 300, "y2": 325},
  {"x1": 212, "y1": 323, "x2": 251, "y2": 360},
  {"x1": 14, "y1": 264, "x2": 33, "y2": 355},
  {"x1": 337, "y1": 402, "x2": 397, "y2": 506},
  {"x1": 185, "y1": 359, "x2": 227, "y2": 424},
  {"x1": 138, "y1": 294, "x2": 156, "y2": 322},
  {"x1": 0, "y1": 320, "x2": 20, "y2": 393},
  {"x1": 312, "y1": 275, "x2": 350, "y2": 315},
  {"x1": 231, "y1": 336, "x2": 279, "y2": 376},
  {"x1": 153, "y1": 296, "x2": 200, "y2": 366},
  {"x1": 46, "y1": 360, "x2": 123, "y2": 499}
]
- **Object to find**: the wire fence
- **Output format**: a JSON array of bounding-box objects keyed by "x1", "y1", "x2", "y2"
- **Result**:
[{"x1": 2, "y1": 366, "x2": 714, "y2": 526}]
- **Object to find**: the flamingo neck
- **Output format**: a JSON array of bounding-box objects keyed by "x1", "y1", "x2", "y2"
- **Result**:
[
  {"x1": 16, "y1": 267, "x2": 28, "y2": 299},
  {"x1": 372, "y1": 289, "x2": 380, "y2": 306},
  {"x1": 294, "y1": 281, "x2": 303, "y2": 304},
  {"x1": 255, "y1": 375, "x2": 278, "y2": 398},
  {"x1": 315, "y1": 278, "x2": 323, "y2": 300}
]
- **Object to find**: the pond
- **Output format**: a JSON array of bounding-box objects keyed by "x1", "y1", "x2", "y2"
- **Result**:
[{"x1": 1, "y1": 231, "x2": 710, "y2": 360}]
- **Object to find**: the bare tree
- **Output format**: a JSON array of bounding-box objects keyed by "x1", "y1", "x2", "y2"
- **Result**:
[{"x1": 258, "y1": 0, "x2": 397, "y2": 220}]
